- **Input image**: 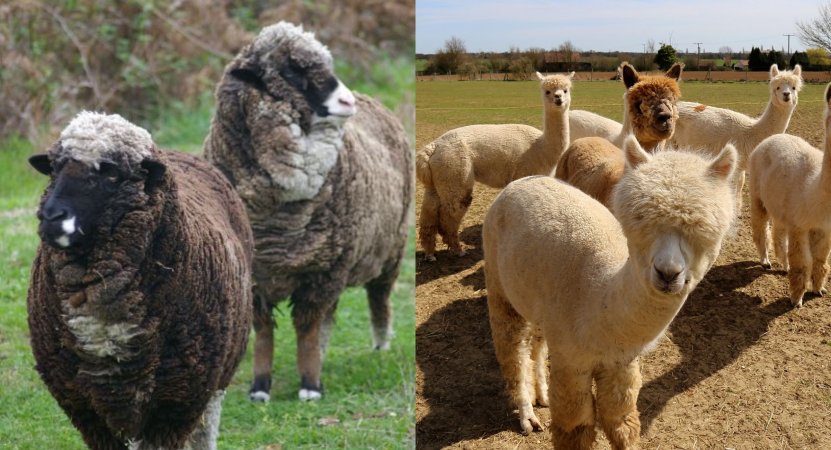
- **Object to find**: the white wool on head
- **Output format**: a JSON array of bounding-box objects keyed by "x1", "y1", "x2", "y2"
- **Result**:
[
  {"x1": 55, "y1": 111, "x2": 153, "y2": 168},
  {"x1": 252, "y1": 21, "x2": 333, "y2": 67}
]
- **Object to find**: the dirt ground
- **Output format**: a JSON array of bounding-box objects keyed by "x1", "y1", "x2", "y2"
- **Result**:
[{"x1": 415, "y1": 135, "x2": 831, "y2": 447}]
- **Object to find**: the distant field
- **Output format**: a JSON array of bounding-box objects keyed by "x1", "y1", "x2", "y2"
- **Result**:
[{"x1": 418, "y1": 70, "x2": 831, "y2": 83}]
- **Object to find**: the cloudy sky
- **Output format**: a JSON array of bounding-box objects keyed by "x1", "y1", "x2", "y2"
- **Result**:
[{"x1": 416, "y1": 0, "x2": 823, "y2": 55}]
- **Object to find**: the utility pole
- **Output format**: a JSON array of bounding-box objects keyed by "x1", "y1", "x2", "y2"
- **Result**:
[
  {"x1": 693, "y1": 42, "x2": 703, "y2": 69},
  {"x1": 783, "y1": 33, "x2": 795, "y2": 66}
]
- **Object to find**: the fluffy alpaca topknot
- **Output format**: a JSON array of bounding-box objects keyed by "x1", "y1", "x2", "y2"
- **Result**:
[
  {"x1": 628, "y1": 76, "x2": 681, "y2": 112},
  {"x1": 55, "y1": 111, "x2": 153, "y2": 168},
  {"x1": 252, "y1": 21, "x2": 333, "y2": 67}
]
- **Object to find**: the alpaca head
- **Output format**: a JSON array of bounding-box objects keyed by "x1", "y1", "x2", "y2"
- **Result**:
[
  {"x1": 769, "y1": 64, "x2": 803, "y2": 108},
  {"x1": 612, "y1": 136, "x2": 736, "y2": 297},
  {"x1": 621, "y1": 62, "x2": 683, "y2": 149},
  {"x1": 536, "y1": 71, "x2": 574, "y2": 113}
]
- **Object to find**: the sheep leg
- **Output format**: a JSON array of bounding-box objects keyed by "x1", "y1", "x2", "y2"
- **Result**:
[
  {"x1": 419, "y1": 188, "x2": 440, "y2": 261},
  {"x1": 249, "y1": 295, "x2": 275, "y2": 402},
  {"x1": 548, "y1": 362, "x2": 597, "y2": 449},
  {"x1": 596, "y1": 359, "x2": 643, "y2": 450},
  {"x1": 486, "y1": 283, "x2": 541, "y2": 434},
  {"x1": 365, "y1": 267, "x2": 399, "y2": 350},
  {"x1": 750, "y1": 195, "x2": 771, "y2": 269},
  {"x1": 67, "y1": 407, "x2": 125, "y2": 450},
  {"x1": 292, "y1": 287, "x2": 338, "y2": 400},
  {"x1": 530, "y1": 328, "x2": 549, "y2": 407},
  {"x1": 185, "y1": 390, "x2": 225, "y2": 450},
  {"x1": 787, "y1": 228, "x2": 809, "y2": 307},
  {"x1": 809, "y1": 229, "x2": 831, "y2": 296},
  {"x1": 773, "y1": 221, "x2": 789, "y2": 271}
]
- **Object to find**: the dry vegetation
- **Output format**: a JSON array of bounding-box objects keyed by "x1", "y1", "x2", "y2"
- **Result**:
[{"x1": 416, "y1": 78, "x2": 831, "y2": 449}]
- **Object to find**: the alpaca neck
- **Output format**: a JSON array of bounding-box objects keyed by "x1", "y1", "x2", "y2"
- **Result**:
[
  {"x1": 821, "y1": 116, "x2": 831, "y2": 191},
  {"x1": 540, "y1": 106, "x2": 570, "y2": 164},
  {"x1": 600, "y1": 261, "x2": 687, "y2": 355},
  {"x1": 752, "y1": 98, "x2": 795, "y2": 137}
]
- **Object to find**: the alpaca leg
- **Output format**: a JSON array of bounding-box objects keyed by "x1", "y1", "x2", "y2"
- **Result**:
[
  {"x1": 437, "y1": 188, "x2": 473, "y2": 257},
  {"x1": 773, "y1": 222, "x2": 789, "y2": 271},
  {"x1": 787, "y1": 228, "x2": 809, "y2": 307},
  {"x1": 365, "y1": 263, "x2": 400, "y2": 350},
  {"x1": 548, "y1": 362, "x2": 597, "y2": 449},
  {"x1": 250, "y1": 294, "x2": 275, "y2": 401},
  {"x1": 596, "y1": 359, "x2": 643, "y2": 450},
  {"x1": 809, "y1": 230, "x2": 831, "y2": 296},
  {"x1": 419, "y1": 188, "x2": 440, "y2": 261},
  {"x1": 750, "y1": 195, "x2": 771, "y2": 269},
  {"x1": 735, "y1": 169, "x2": 746, "y2": 214},
  {"x1": 486, "y1": 280, "x2": 540, "y2": 434},
  {"x1": 530, "y1": 327, "x2": 549, "y2": 407}
]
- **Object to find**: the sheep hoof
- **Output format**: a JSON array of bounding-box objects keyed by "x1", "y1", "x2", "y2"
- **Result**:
[
  {"x1": 299, "y1": 388, "x2": 322, "y2": 401},
  {"x1": 249, "y1": 391, "x2": 270, "y2": 402}
]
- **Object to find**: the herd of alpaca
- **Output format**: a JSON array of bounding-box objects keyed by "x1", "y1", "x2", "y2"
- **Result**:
[{"x1": 417, "y1": 62, "x2": 820, "y2": 448}]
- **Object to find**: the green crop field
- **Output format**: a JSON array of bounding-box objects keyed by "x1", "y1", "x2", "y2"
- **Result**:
[
  {"x1": 416, "y1": 78, "x2": 828, "y2": 148},
  {"x1": 0, "y1": 57, "x2": 415, "y2": 450}
]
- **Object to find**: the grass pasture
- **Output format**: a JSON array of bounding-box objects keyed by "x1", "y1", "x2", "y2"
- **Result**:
[
  {"x1": 416, "y1": 77, "x2": 831, "y2": 448},
  {"x1": 0, "y1": 59, "x2": 415, "y2": 449}
]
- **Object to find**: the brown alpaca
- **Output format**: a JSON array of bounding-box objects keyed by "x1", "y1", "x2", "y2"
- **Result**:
[
  {"x1": 417, "y1": 72, "x2": 572, "y2": 261},
  {"x1": 555, "y1": 62, "x2": 683, "y2": 207}
]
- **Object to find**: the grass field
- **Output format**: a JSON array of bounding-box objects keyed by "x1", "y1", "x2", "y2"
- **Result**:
[{"x1": 0, "y1": 57, "x2": 415, "y2": 450}]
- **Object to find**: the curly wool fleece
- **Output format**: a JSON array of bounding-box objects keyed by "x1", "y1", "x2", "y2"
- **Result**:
[
  {"x1": 54, "y1": 111, "x2": 153, "y2": 168},
  {"x1": 252, "y1": 21, "x2": 333, "y2": 68}
]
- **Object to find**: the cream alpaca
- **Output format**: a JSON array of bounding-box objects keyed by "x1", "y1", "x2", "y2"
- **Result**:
[
  {"x1": 417, "y1": 71, "x2": 573, "y2": 260},
  {"x1": 673, "y1": 64, "x2": 802, "y2": 209},
  {"x1": 749, "y1": 82, "x2": 831, "y2": 308},
  {"x1": 569, "y1": 109, "x2": 622, "y2": 142},
  {"x1": 484, "y1": 136, "x2": 736, "y2": 449},
  {"x1": 555, "y1": 62, "x2": 683, "y2": 207}
]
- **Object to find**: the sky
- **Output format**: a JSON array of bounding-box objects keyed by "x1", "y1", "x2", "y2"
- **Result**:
[{"x1": 416, "y1": 0, "x2": 823, "y2": 55}]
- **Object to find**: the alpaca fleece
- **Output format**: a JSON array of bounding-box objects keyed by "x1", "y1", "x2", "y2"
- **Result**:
[{"x1": 28, "y1": 128, "x2": 253, "y2": 449}]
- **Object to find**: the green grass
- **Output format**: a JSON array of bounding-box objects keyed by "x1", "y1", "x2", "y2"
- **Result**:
[{"x1": 0, "y1": 55, "x2": 415, "y2": 449}]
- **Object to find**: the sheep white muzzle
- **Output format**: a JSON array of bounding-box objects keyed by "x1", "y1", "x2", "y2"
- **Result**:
[{"x1": 325, "y1": 80, "x2": 357, "y2": 117}]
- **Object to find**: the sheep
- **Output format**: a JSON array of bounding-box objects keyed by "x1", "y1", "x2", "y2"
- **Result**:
[
  {"x1": 204, "y1": 22, "x2": 412, "y2": 402},
  {"x1": 26, "y1": 112, "x2": 253, "y2": 450},
  {"x1": 748, "y1": 82, "x2": 831, "y2": 308},
  {"x1": 673, "y1": 63, "x2": 802, "y2": 210},
  {"x1": 555, "y1": 62, "x2": 683, "y2": 207},
  {"x1": 417, "y1": 71, "x2": 573, "y2": 261},
  {"x1": 483, "y1": 136, "x2": 737, "y2": 448}
]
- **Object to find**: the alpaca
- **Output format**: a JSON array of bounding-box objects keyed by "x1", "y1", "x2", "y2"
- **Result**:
[
  {"x1": 749, "y1": 81, "x2": 831, "y2": 308},
  {"x1": 484, "y1": 136, "x2": 737, "y2": 448},
  {"x1": 673, "y1": 63, "x2": 802, "y2": 209},
  {"x1": 417, "y1": 71, "x2": 573, "y2": 261},
  {"x1": 555, "y1": 62, "x2": 683, "y2": 207},
  {"x1": 569, "y1": 109, "x2": 622, "y2": 142}
]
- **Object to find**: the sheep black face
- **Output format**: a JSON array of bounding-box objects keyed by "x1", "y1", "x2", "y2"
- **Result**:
[{"x1": 29, "y1": 154, "x2": 165, "y2": 250}]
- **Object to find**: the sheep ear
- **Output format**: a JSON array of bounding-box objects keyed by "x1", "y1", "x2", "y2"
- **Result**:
[
  {"x1": 229, "y1": 54, "x2": 267, "y2": 91},
  {"x1": 28, "y1": 154, "x2": 52, "y2": 175},
  {"x1": 709, "y1": 144, "x2": 737, "y2": 180},
  {"x1": 769, "y1": 64, "x2": 780, "y2": 78},
  {"x1": 623, "y1": 135, "x2": 650, "y2": 169},
  {"x1": 141, "y1": 158, "x2": 167, "y2": 194},
  {"x1": 622, "y1": 63, "x2": 638, "y2": 89},
  {"x1": 536, "y1": 71, "x2": 544, "y2": 80},
  {"x1": 793, "y1": 64, "x2": 802, "y2": 77},
  {"x1": 665, "y1": 62, "x2": 683, "y2": 81}
]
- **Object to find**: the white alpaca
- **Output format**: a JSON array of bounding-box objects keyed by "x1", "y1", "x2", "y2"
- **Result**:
[
  {"x1": 673, "y1": 64, "x2": 802, "y2": 209},
  {"x1": 749, "y1": 81, "x2": 831, "y2": 308},
  {"x1": 569, "y1": 109, "x2": 622, "y2": 142},
  {"x1": 555, "y1": 62, "x2": 683, "y2": 207},
  {"x1": 484, "y1": 136, "x2": 737, "y2": 448},
  {"x1": 417, "y1": 71, "x2": 573, "y2": 261}
]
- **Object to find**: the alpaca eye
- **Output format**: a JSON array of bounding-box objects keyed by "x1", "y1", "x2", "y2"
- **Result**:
[
  {"x1": 546, "y1": 90, "x2": 551, "y2": 95},
  {"x1": 564, "y1": 89, "x2": 568, "y2": 94}
]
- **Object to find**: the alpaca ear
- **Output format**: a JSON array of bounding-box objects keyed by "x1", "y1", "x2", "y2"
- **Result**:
[
  {"x1": 665, "y1": 62, "x2": 683, "y2": 81},
  {"x1": 825, "y1": 81, "x2": 831, "y2": 104},
  {"x1": 793, "y1": 64, "x2": 802, "y2": 77},
  {"x1": 28, "y1": 154, "x2": 52, "y2": 175},
  {"x1": 623, "y1": 135, "x2": 650, "y2": 169},
  {"x1": 769, "y1": 64, "x2": 780, "y2": 78},
  {"x1": 536, "y1": 71, "x2": 544, "y2": 80},
  {"x1": 622, "y1": 63, "x2": 639, "y2": 89},
  {"x1": 568, "y1": 71, "x2": 575, "y2": 79},
  {"x1": 709, "y1": 144, "x2": 737, "y2": 180}
]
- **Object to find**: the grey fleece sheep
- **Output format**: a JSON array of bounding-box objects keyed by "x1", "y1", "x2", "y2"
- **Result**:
[
  {"x1": 27, "y1": 112, "x2": 253, "y2": 450},
  {"x1": 205, "y1": 22, "x2": 413, "y2": 401}
]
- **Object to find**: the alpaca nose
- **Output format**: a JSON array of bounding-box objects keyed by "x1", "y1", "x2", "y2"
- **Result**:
[
  {"x1": 783, "y1": 92, "x2": 791, "y2": 101},
  {"x1": 654, "y1": 261, "x2": 683, "y2": 284},
  {"x1": 657, "y1": 111, "x2": 672, "y2": 124}
]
